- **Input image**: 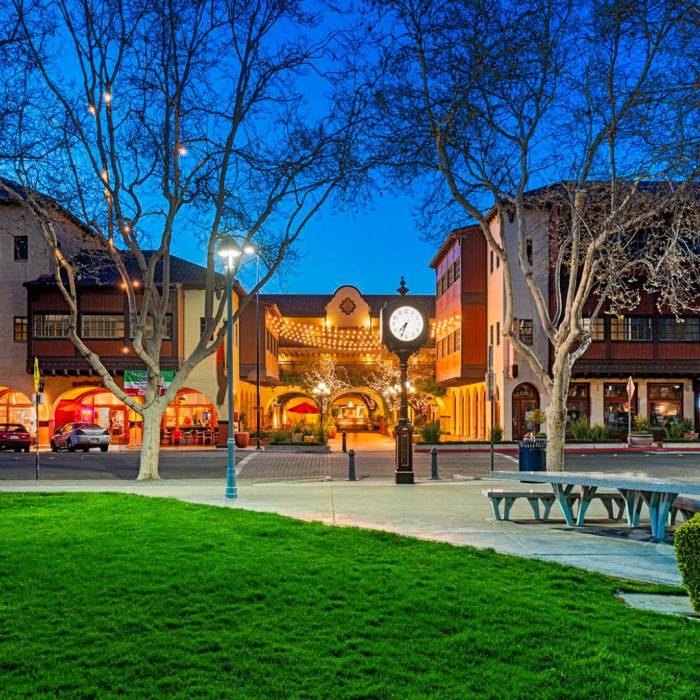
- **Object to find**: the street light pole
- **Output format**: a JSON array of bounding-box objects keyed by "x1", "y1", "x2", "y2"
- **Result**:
[
  {"x1": 224, "y1": 259, "x2": 238, "y2": 500},
  {"x1": 255, "y1": 255, "x2": 262, "y2": 450}
]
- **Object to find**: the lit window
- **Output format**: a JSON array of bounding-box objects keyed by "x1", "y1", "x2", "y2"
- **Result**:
[
  {"x1": 610, "y1": 317, "x2": 652, "y2": 341},
  {"x1": 13, "y1": 316, "x2": 27, "y2": 342},
  {"x1": 33, "y1": 313, "x2": 70, "y2": 338},
  {"x1": 81, "y1": 314, "x2": 125, "y2": 338},
  {"x1": 582, "y1": 317, "x2": 605, "y2": 341}
]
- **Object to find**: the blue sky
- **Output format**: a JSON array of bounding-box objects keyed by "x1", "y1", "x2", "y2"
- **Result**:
[{"x1": 191, "y1": 191, "x2": 442, "y2": 296}]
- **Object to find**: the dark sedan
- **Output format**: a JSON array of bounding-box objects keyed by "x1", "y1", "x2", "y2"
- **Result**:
[{"x1": 0, "y1": 424, "x2": 32, "y2": 452}]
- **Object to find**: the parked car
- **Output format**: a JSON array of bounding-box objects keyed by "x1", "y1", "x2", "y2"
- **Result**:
[
  {"x1": 51, "y1": 423, "x2": 110, "y2": 452},
  {"x1": 0, "y1": 423, "x2": 31, "y2": 452}
]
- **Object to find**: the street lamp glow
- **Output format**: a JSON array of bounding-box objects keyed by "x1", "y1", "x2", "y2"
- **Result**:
[
  {"x1": 243, "y1": 244, "x2": 256, "y2": 255},
  {"x1": 218, "y1": 243, "x2": 242, "y2": 270}
]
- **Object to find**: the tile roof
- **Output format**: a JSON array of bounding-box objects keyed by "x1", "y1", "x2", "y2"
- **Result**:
[
  {"x1": 24, "y1": 250, "x2": 239, "y2": 291},
  {"x1": 261, "y1": 293, "x2": 436, "y2": 317}
]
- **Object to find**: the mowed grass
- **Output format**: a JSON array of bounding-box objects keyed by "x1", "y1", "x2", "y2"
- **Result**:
[{"x1": 0, "y1": 494, "x2": 698, "y2": 699}]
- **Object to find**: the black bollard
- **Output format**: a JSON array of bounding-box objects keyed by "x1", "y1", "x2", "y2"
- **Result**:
[
  {"x1": 430, "y1": 446, "x2": 439, "y2": 480},
  {"x1": 348, "y1": 449, "x2": 357, "y2": 481},
  {"x1": 341, "y1": 431, "x2": 347, "y2": 453}
]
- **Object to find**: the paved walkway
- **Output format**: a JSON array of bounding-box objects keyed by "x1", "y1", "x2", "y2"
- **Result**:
[{"x1": 0, "y1": 473, "x2": 683, "y2": 586}]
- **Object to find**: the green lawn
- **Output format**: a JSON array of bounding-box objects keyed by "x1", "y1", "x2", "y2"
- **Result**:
[{"x1": 0, "y1": 494, "x2": 697, "y2": 699}]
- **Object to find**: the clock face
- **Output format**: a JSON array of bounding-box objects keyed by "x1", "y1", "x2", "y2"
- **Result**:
[{"x1": 389, "y1": 306, "x2": 424, "y2": 342}]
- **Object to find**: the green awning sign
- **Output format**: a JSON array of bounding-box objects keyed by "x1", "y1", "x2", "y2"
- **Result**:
[{"x1": 124, "y1": 369, "x2": 175, "y2": 395}]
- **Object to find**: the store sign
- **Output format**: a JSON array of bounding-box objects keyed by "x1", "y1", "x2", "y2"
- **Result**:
[{"x1": 124, "y1": 369, "x2": 175, "y2": 396}]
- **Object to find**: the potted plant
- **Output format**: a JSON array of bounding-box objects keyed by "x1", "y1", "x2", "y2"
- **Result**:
[
  {"x1": 234, "y1": 412, "x2": 250, "y2": 448},
  {"x1": 628, "y1": 415, "x2": 653, "y2": 447},
  {"x1": 529, "y1": 408, "x2": 547, "y2": 438}
]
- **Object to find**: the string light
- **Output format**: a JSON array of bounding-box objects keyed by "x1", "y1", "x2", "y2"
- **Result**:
[
  {"x1": 103, "y1": 91, "x2": 112, "y2": 104},
  {"x1": 177, "y1": 144, "x2": 188, "y2": 156},
  {"x1": 88, "y1": 104, "x2": 97, "y2": 116}
]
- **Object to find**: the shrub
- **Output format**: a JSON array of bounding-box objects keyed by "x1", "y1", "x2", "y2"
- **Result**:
[
  {"x1": 269, "y1": 430, "x2": 292, "y2": 445},
  {"x1": 420, "y1": 422, "x2": 442, "y2": 444},
  {"x1": 570, "y1": 417, "x2": 591, "y2": 441},
  {"x1": 664, "y1": 418, "x2": 693, "y2": 441},
  {"x1": 488, "y1": 425, "x2": 503, "y2": 443},
  {"x1": 632, "y1": 415, "x2": 651, "y2": 434},
  {"x1": 674, "y1": 514, "x2": 700, "y2": 612},
  {"x1": 588, "y1": 424, "x2": 609, "y2": 442}
]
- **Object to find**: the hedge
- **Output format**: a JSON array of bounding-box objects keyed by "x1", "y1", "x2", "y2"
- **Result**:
[{"x1": 674, "y1": 513, "x2": 700, "y2": 612}]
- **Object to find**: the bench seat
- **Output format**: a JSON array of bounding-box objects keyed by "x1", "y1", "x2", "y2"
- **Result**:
[
  {"x1": 482, "y1": 489, "x2": 625, "y2": 522},
  {"x1": 670, "y1": 497, "x2": 700, "y2": 525}
]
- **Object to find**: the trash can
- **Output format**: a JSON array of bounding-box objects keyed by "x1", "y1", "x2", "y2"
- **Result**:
[{"x1": 518, "y1": 438, "x2": 547, "y2": 472}]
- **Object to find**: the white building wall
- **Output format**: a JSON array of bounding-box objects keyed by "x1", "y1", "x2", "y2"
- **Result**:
[{"x1": 488, "y1": 209, "x2": 551, "y2": 440}]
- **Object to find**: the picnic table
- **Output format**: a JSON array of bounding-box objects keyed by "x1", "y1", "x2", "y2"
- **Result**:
[{"x1": 488, "y1": 471, "x2": 700, "y2": 540}]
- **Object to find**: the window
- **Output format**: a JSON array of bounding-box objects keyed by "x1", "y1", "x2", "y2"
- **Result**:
[
  {"x1": 13, "y1": 316, "x2": 27, "y2": 342},
  {"x1": 517, "y1": 319, "x2": 534, "y2": 346},
  {"x1": 525, "y1": 238, "x2": 533, "y2": 266},
  {"x1": 609, "y1": 317, "x2": 652, "y2": 341},
  {"x1": 81, "y1": 314, "x2": 125, "y2": 339},
  {"x1": 447, "y1": 333, "x2": 454, "y2": 355},
  {"x1": 144, "y1": 313, "x2": 173, "y2": 340},
  {"x1": 566, "y1": 383, "x2": 590, "y2": 431},
  {"x1": 455, "y1": 328, "x2": 461, "y2": 352},
  {"x1": 490, "y1": 250, "x2": 494, "y2": 273},
  {"x1": 648, "y1": 383, "x2": 684, "y2": 430},
  {"x1": 582, "y1": 317, "x2": 605, "y2": 341},
  {"x1": 657, "y1": 317, "x2": 700, "y2": 341},
  {"x1": 14, "y1": 235, "x2": 28, "y2": 261},
  {"x1": 447, "y1": 266, "x2": 454, "y2": 287},
  {"x1": 453, "y1": 259, "x2": 461, "y2": 281},
  {"x1": 489, "y1": 324, "x2": 494, "y2": 346},
  {"x1": 496, "y1": 321, "x2": 500, "y2": 346},
  {"x1": 496, "y1": 255, "x2": 500, "y2": 269},
  {"x1": 33, "y1": 313, "x2": 70, "y2": 338},
  {"x1": 604, "y1": 383, "x2": 637, "y2": 438}
]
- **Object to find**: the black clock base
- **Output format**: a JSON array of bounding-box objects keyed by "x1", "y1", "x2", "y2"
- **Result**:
[{"x1": 395, "y1": 470, "x2": 415, "y2": 485}]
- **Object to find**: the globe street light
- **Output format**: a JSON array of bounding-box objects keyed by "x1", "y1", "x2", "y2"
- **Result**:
[{"x1": 218, "y1": 238, "x2": 255, "y2": 501}]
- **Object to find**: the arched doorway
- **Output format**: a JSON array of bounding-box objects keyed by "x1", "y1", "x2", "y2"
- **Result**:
[
  {"x1": 331, "y1": 388, "x2": 385, "y2": 432},
  {"x1": 512, "y1": 383, "x2": 540, "y2": 440},
  {"x1": 0, "y1": 388, "x2": 35, "y2": 432}
]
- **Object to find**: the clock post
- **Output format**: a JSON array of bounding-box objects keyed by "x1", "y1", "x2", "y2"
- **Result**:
[{"x1": 380, "y1": 277, "x2": 429, "y2": 485}]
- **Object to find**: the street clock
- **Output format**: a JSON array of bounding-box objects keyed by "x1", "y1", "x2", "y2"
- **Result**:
[{"x1": 380, "y1": 277, "x2": 429, "y2": 484}]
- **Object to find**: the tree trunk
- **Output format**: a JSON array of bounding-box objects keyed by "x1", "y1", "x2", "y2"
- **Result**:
[
  {"x1": 546, "y1": 357, "x2": 570, "y2": 472},
  {"x1": 137, "y1": 408, "x2": 162, "y2": 480}
]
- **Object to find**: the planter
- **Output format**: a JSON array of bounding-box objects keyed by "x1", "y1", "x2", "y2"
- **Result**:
[
  {"x1": 628, "y1": 434, "x2": 653, "y2": 447},
  {"x1": 684, "y1": 432, "x2": 699, "y2": 441},
  {"x1": 265, "y1": 444, "x2": 331, "y2": 453},
  {"x1": 234, "y1": 431, "x2": 250, "y2": 448}
]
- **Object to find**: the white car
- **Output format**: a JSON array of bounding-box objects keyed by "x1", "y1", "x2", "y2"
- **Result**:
[{"x1": 51, "y1": 423, "x2": 111, "y2": 452}]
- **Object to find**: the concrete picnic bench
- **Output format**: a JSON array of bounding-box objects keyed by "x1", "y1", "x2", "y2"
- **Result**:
[
  {"x1": 486, "y1": 471, "x2": 700, "y2": 541},
  {"x1": 482, "y1": 489, "x2": 624, "y2": 522}
]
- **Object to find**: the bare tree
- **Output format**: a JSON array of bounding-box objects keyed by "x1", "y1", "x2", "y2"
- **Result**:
[
  {"x1": 370, "y1": 0, "x2": 700, "y2": 469},
  {"x1": 1, "y1": 0, "x2": 368, "y2": 478}
]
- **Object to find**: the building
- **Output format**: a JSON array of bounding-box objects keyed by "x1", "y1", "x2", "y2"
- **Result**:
[
  {"x1": 22, "y1": 250, "x2": 246, "y2": 447},
  {"x1": 255, "y1": 284, "x2": 438, "y2": 432},
  {"x1": 432, "y1": 196, "x2": 700, "y2": 442}
]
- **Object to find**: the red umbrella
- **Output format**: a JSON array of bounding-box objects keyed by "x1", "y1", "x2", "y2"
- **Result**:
[{"x1": 287, "y1": 401, "x2": 319, "y2": 414}]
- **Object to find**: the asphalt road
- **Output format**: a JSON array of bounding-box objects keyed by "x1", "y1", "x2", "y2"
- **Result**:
[{"x1": 2, "y1": 447, "x2": 700, "y2": 481}]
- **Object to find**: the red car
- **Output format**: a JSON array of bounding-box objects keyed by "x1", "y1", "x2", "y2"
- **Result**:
[{"x1": 0, "y1": 424, "x2": 31, "y2": 452}]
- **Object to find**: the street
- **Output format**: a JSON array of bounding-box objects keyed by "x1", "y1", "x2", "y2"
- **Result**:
[{"x1": 3, "y1": 446, "x2": 700, "y2": 481}]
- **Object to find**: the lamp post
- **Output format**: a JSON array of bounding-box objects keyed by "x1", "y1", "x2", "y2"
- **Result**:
[
  {"x1": 251, "y1": 250, "x2": 262, "y2": 450},
  {"x1": 218, "y1": 240, "x2": 256, "y2": 501},
  {"x1": 312, "y1": 381, "x2": 331, "y2": 443}
]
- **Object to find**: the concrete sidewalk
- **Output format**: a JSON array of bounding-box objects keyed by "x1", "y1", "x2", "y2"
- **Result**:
[{"x1": 0, "y1": 476, "x2": 682, "y2": 586}]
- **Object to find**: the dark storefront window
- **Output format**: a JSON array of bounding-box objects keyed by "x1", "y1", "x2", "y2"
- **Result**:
[
  {"x1": 657, "y1": 318, "x2": 700, "y2": 341},
  {"x1": 648, "y1": 383, "x2": 683, "y2": 430},
  {"x1": 566, "y1": 383, "x2": 590, "y2": 430},
  {"x1": 604, "y1": 383, "x2": 637, "y2": 438}
]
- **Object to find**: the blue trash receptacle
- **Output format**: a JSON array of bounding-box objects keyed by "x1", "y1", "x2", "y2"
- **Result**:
[{"x1": 518, "y1": 439, "x2": 547, "y2": 471}]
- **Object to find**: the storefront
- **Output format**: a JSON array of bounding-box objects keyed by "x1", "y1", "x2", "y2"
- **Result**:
[
  {"x1": 0, "y1": 389, "x2": 35, "y2": 431},
  {"x1": 603, "y1": 383, "x2": 637, "y2": 438},
  {"x1": 647, "y1": 383, "x2": 684, "y2": 430},
  {"x1": 53, "y1": 387, "x2": 217, "y2": 447}
]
